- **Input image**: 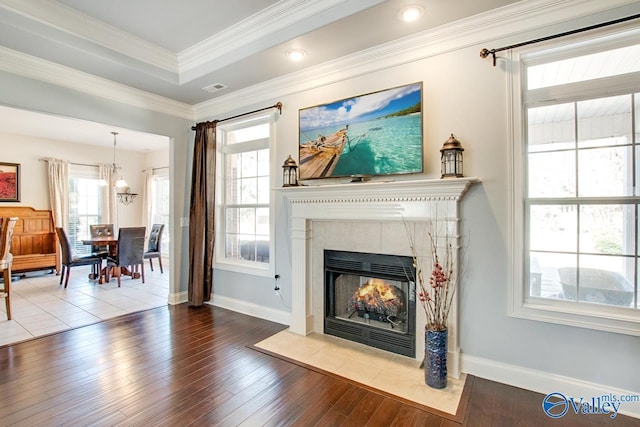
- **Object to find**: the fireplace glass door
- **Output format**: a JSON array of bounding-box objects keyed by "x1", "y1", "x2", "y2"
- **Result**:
[
  {"x1": 324, "y1": 250, "x2": 416, "y2": 357},
  {"x1": 333, "y1": 275, "x2": 409, "y2": 333}
]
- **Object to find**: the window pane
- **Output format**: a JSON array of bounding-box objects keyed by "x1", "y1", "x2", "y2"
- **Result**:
[
  {"x1": 577, "y1": 95, "x2": 631, "y2": 149},
  {"x1": 151, "y1": 175, "x2": 170, "y2": 254},
  {"x1": 227, "y1": 123, "x2": 269, "y2": 145},
  {"x1": 257, "y1": 177, "x2": 269, "y2": 204},
  {"x1": 528, "y1": 151, "x2": 575, "y2": 198},
  {"x1": 530, "y1": 205, "x2": 577, "y2": 252},
  {"x1": 636, "y1": 94, "x2": 640, "y2": 197},
  {"x1": 527, "y1": 43, "x2": 640, "y2": 90},
  {"x1": 226, "y1": 208, "x2": 239, "y2": 234},
  {"x1": 240, "y1": 178, "x2": 257, "y2": 204},
  {"x1": 256, "y1": 207, "x2": 269, "y2": 236},
  {"x1": 69, "y1": 176, "x2": 102, "y2": 255},
  {"x1": 226, "y1": 153, "x2": 240, "y2": 204},
  {"x1": 578, "y1": 146, "x2": 633, "y2": 197},
  {"x1": 225, "y1": 233, "x2": 239, "y2": 258},
  {"x1": 239, "y1": 208, "x2": 255, "y2": 234},
  {"x1": 580, "y1": 205, "x2": 634, "y2": 255},
  {"x1": 257, "y1": 148, "x2": 269, "y2": 176},
  {"x1": 528, "y1": 104, "x2": 575, "y2": 152},
  {"x1": 239, "y1": 235, "x2": 256, "y2": 261},
  {"x1": 576, "y1": 255, "x2": 634, "y2": 307},
  {"x1": 530, "y1": 251, "x2": 576, "y2": 300},
  {"x1": 240, "y1": 151, "x2": 257, "y2": 178}
]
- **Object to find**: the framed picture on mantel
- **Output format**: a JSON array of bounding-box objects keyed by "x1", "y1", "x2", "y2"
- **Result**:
[{"x1": 0, "y1": 162, "x2": 20, "y2": 202}]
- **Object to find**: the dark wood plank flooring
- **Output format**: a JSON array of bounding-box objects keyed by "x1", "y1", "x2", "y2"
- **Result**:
[{"x1": 0, "y1": 304, "x2": 637, "y2": 426}]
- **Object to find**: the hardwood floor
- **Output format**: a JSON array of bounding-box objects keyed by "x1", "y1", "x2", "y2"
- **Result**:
[{"x1": 0, "y1": 304, "x2": 637, "y2": 426}]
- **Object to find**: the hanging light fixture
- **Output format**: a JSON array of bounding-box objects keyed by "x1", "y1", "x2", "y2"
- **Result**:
[
  {"x1": 105, "y1": 131, "x2": 138, "y2": 205},
  {"x1": 111, "y1": 132, "x2": 128, "y2": 188}
]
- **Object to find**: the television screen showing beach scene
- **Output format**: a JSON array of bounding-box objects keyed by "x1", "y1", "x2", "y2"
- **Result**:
[{"x1": 298, "y1": 82, "x2": 423, "y2": 180}]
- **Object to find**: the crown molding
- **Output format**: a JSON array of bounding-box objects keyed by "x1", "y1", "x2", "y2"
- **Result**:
[
  {"x1": 1, "y1": 0, "x2": 636, "y2": 122},
  {"x1": 194, "y1": 0, "x2": 640, "y2": 119},
  {"x1": 0, "y1": 46, "x2": 193, "y2": 120},
  {"x1": 177, "y1": 0, "x2": 385, "y2": 83},
  {"x1": 0, "y1": 0, "x2": 178, "y2": 73}
]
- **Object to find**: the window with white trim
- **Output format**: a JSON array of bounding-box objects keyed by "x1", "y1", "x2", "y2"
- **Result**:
[
  {"x1": 69, "y1": 165, "x2": 103, "y2": 255},
  {"x1": 215, "y1": 113, "x2": 275, "y2": 277},
  {"x1": 151, "y1": 172, "x2": 170, "y2": 254},
  {"x1": 512, "y1": 27, "x2": 640, "y2": 334}
]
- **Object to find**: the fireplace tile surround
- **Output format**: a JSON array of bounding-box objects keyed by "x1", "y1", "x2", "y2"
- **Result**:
[{"x1": 282, "y1": 177, "x2": 477, "y2": 378}]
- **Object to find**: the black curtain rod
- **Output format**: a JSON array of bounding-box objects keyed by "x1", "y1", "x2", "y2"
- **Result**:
[
  {"x1": 142, "y1": 166, "x2": 168, "y2": 172},
  {"x1": 480, "y1": 13, "x2": 640, "y2": 66},
  {"x1": 39, "y1": 158, "x2": 98, "y2": 168},
  {"x1": 191, "y1": 102, "x2": 282, "y2": 131}
]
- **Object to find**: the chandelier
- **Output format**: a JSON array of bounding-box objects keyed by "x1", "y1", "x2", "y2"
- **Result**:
[{"x1": 100, "y1": 131, "x2": 137, "y2": 205}]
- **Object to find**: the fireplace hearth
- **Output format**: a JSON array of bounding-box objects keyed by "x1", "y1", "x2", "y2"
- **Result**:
[{"x1": 325, "y1": 250, "x2": 416, "y2": 357}]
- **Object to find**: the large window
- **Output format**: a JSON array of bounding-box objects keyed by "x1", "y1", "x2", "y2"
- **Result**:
[
  {"x1": 216, "y1": 113, "x2": 274, "y2": 276},
  {"x1": 151, "y1": 172, "x2": 170, "y2": 254},
  {"x1": 512, "y1": 27, "x2": 640, "y2": 334},
  {"x1": 68, "y1": 165, "x2": 103, "y2": 255}
]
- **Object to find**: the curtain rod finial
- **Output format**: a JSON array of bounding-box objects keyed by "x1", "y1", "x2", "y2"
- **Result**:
[
  {"x1": 480, "y1": 48, "x2": 497, "y2": 66},
  {"x1": 276, "y1": 102, "x2": 283, "y2": 114}
]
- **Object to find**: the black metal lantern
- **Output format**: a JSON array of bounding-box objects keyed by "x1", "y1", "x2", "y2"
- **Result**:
[
  {"x1": 282, "y1": 154, "x2": 299, "y2": 187},
  {"x1": 440, "y1": 134, "x2": 464, "y2": 178}
]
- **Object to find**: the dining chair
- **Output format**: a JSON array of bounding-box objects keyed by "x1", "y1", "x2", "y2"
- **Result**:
[
  {"x1": 106, "y1": 227, "x2": 146, "y2": 287},
  {"x1": 89, "y1": 223, "x2": 114, "y2": 258},
  {"x1": 143, "y1": 223, "x2": 164, "y2": 273},
  {"x1": 0, "y1": 217, "x2": 18, "y2": 320},
  {"x1": 55, "y1": 227, "x2": 103, "y2": 288}
]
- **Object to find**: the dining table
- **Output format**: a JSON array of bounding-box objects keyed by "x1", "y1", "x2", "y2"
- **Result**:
[{"x1": 81, "y1": 237, "x2": 141, "y2": 284}]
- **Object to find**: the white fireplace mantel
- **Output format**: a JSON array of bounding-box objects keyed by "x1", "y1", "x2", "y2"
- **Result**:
[
  {"x1": 283, "y1": 177, "x2": 476, "y2": 221},
  {"x1": 281, "y1": 177, "x2": 477, "y2": 373}
]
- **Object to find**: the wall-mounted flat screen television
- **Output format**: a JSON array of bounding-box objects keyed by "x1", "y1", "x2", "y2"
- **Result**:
[{"x1": 298, "y1": 82, "x2": 423, "y2": 180}]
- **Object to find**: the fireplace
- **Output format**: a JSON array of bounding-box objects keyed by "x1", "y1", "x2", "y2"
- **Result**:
[
  {"x1": 283, "y1": 177, "x2": 476, "y2": 375},
  {"x1": 324, "y1": 250, "x2": 416, "y2": 357}
]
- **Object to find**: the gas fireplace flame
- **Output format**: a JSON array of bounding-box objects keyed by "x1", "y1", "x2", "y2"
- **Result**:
[
  {"x1": 349, "y1": 278, "x2": 405, "y2": 323},
  {"x1": 357, "y1": 278, "x2": 398, "y2": 302}
]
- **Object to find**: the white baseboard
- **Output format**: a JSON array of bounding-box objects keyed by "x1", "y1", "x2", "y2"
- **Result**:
[
  {"x1": 209, "y1": 294, "x2": 290, "y2": 326},
  {"x1": 167, "y1": 290, "x2": 187, "y2": 305},
  {"x1": 461, "y1": 354, "x2": 640, "y2": 419}
]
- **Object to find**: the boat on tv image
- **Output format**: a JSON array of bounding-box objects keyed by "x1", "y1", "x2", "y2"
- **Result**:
[{"x1": 298, "y1": 82, "x2": 423, "y2": 180}]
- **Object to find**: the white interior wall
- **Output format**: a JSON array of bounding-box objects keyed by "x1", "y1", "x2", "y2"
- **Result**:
[
  {"x1": 210, "y1": 24, "x2": 640, "y2": 414},
  {"x1": 0, "y1": 132, "x2": 147, "y2": 228}
]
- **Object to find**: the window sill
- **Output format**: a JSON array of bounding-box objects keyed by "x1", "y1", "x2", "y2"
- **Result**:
[
  {"x1": 214, "y1": 259, "x2": 273, "y2": 278},
  {"x1": 510, "y1": 299, "x2": 640, "y2": 336}
]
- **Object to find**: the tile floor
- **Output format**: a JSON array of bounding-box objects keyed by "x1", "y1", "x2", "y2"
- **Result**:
[
  {"x1": 255, "y1": 329, "x2": 466, "y2": 415},
  {"x1": 0, "y1": 262, "x2": 169, "y2": 347}
]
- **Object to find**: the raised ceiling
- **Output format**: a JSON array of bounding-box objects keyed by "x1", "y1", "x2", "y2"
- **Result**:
[{"x1": 0, "y1": 0, "x2": 520, "y2": 105}]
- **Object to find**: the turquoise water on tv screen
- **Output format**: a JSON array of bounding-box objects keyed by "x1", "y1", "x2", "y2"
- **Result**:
[{"x1": 300, "y1": 114, "x2": 422, "y2": 178}]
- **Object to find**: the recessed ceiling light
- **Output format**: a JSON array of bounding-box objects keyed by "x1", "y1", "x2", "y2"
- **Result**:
[
  {"x1": 286, "y1": 49, "x2": 307, "y2": 61},
  {"x1": 399, "y1": 5, "x2": 425, "y2": 22}
]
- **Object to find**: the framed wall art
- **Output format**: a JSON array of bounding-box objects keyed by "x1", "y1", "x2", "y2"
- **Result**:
[{"x1": 0, "y1": 162, "x2": 20, "y2": 202}]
